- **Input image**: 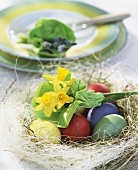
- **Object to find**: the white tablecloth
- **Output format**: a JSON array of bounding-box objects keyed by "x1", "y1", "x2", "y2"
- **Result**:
[{"x1": 0, "y1": 0, "x2": 138, "y2": 169}]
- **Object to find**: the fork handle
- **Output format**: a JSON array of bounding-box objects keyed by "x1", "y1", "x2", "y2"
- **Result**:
[{"x1": 71, "y1": 13, "x2": 130, "y2": 30}]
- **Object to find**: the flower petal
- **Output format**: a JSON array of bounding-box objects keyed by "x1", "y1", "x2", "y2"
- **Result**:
[
  {"x1": 65, "y1": 78, "x2": 75, "y2": 85},
  {"x1": 44, "y1": 106, "x2": 52, "y2": 117},
  {"x1": 61, "y1": 86, "x2": 70, "y2": 93},
  {"x1": 53, "y1": 80, "x2": 61, "y2": 92},
  {"x1": 67, "y1": 96, "x2": 74, "y2": 103},
  {"x1": 57, "y1": 102, "x2": 63, "y2": 110},
  {"x1": 57, "y1": 67, "x2": 69, "y2": 81},
  {"x1": 58, "y1": 81, "x2": 67, "y2": 88},
  {"x1": 34, "y1": 103, "x2": 44, "y2": 111},
  {"x1": 51, "y1": 99, "x2": 58, "y2": 112}
]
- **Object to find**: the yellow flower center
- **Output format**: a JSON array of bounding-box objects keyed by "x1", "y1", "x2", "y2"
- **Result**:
[
  {"x1": 57, "y1": 92, "x2": 68, "y2": 103},
  {"x1": 41, "y1": 94, "x2": 51, "y2": 106}
]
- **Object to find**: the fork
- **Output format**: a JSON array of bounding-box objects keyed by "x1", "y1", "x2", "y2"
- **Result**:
[{"x1": 69, "y1": 13, "x2": 130, "y2": 31}]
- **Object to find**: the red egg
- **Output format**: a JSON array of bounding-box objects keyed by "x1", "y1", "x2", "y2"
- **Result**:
[
  {"x1": 87, "y1": 83, "x2": 111, "y2": 93},
  {"x1": 60, "y1": 113, "x2": 91, "y2": 142}
]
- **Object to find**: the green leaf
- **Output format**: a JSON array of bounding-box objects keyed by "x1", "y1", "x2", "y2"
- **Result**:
[
  {"x1": 71, "y1": 79, "x2": 87, "y2": 97},
  {"x1": 64, "y1": 72, "x2": 72, "y2": 81},
  {"x1": 103, "y1": 91, "x2": 138, "y2": 103},
  {"x1": 78, "y1": 91, "x2": 105, "y2": 109},
  {"x1": 70, "y1": 80, "x2": 79, "y2": 96},
  {"x1": 37, "y1": 49, "x2": 65, "y2": 58},
  {"x1": 18, "y1": 18, "x2": 76, "y2": 58},
  {"x1": 70, "y1": 80, "x2": 105, "y2": 111},
  {"x1": 58, "y1": 100, "x2": 80, "y2": 128},
  {"x1": 18, "y1": 33, "x2": 28, "y2": 44},
  {"x1": 28, "y1": 19, "x2": 76, "y2": 43}
]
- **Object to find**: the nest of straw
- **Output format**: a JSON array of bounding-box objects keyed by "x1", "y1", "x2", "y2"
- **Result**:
[{"x1": 0, "y1": 64, "x2": 138, "y2": 170}]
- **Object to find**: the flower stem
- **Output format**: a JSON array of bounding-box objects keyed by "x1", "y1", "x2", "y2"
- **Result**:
[{"x1": 103, "y1": 91, "x2": 138, "y2": 103}]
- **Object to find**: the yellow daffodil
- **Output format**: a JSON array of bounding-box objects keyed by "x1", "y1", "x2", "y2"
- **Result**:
[
  {"x1": 34, "y1": 92, "x2": 57, "y2": 117},
  {"x1": 43, "y1": 67, "x2": 75, "y2": 89},
  {"x1": 57, "y1": 67, "x2": 70, "y2": 81},
  {"x1": 56, "y1": 91, "x2": 74, "y2": 109},
  {"x1": 54, "y1": 85, "x2": 74, "y2": 110},
  {"x1": 34, "y1": 86, "x2": 74, "y2": 116},
  {"x1": 34, "y1": 71, "x2": 74, "y2": 117}
]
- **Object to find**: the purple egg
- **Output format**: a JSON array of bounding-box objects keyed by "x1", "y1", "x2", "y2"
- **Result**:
[{"x1": 87, "y1": 102, "x2": 119, "y2": 130}]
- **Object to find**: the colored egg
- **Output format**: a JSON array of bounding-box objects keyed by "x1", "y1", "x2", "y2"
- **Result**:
[
  {"x1": 92, "y1": 114, "x2": 127, "y2": 140},
  {"x1": 87, "y1": 102, "x2": 119, "y2": 130},
  {"x1": 60, "y1": 113, "x2": 91, "y2": 142},
  {"x1": 87, "y1": 83, "x2": 111, "y2": 93},
  {"x1": 29, "y1": 118, "x2": 61, "y2": 144}
]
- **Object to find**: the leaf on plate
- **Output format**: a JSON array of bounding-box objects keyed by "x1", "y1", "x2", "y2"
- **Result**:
[{"x1": 28, "y1": 18, "x2": 76, "y2": 43}]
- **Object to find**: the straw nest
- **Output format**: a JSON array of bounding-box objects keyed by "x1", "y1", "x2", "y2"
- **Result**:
[{"x1": 0, "y1": 63, "x2": 138, "y2": 170}]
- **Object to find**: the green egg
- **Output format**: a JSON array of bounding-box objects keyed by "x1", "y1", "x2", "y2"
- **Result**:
[{"x1": 92, "y1": 114, "x2": 127, "y2": 140}]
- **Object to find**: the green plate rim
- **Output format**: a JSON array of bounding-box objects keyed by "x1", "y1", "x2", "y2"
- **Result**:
[{"x1": 0, "y1": 23, "x2": 128, "y2": 73}]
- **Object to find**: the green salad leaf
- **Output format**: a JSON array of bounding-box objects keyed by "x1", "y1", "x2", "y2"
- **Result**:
[
  {"x1": 18, "y1": 19, "x2": 76, "y2": 58},
  {"x1": 28, "y1": 18, "x2": 76, "y2": 45}
]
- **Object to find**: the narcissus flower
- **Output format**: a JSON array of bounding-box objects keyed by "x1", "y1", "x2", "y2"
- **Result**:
[
  {"x1": 43, "y1": 67, "x2": 75, "y2": 89},
  {"x1": 34, "y1": 92, "x2": 57, "y2": 117},
  {"x1": 55, "y1": 86, "x2": 74, "y2": 109},
  {"x1": 34, "y1": 86, "x2": 74, "y2": 117}
]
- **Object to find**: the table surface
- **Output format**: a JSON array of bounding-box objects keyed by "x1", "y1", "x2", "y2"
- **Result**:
[{"x1": 0, "y1": 0, "x2": 138, "y2": 169}]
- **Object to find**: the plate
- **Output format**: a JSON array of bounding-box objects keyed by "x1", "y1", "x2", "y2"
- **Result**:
[
  {"x1": 0, "y1": 23, "x2": 127, "y2": 73},
  {"x1": 0, "y1": 0, "x2": 119, "y2": 61}
]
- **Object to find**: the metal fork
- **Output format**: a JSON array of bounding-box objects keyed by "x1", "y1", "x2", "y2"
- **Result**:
[{"x1": 69, "y1": 13, "x2": 130, "y2": 31}]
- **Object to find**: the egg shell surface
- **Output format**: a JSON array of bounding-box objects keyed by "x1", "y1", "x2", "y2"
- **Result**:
[
  {"x1": 87, "y1": 102, "x2": 119, "y2": 130},
  {"x1": 92, "y1": 114, "x2": 127, "y2": 140},
  {"x1": 30, "y1": 118, "x2": 61, "y2": 144},
  {"x1": 60, "y1": 113, "x2": 91, "y2": 142},
  {"x1": 87, "y1": 83, "x2": 111, "y2": 93}
]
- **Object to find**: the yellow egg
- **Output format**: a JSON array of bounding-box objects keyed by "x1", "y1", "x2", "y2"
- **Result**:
[{"x1": 29, "y1": 118, "x2": 61, "y2": 144}]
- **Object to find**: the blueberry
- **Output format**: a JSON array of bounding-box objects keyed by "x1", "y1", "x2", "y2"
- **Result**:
[{"x1": 57, "y1": 44, "x2": 68, "y2": 52}]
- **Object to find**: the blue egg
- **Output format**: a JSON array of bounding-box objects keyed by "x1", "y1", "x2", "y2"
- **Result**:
[{"x1": 87, "y1": 102, "x2": 119, "y2": 130}]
